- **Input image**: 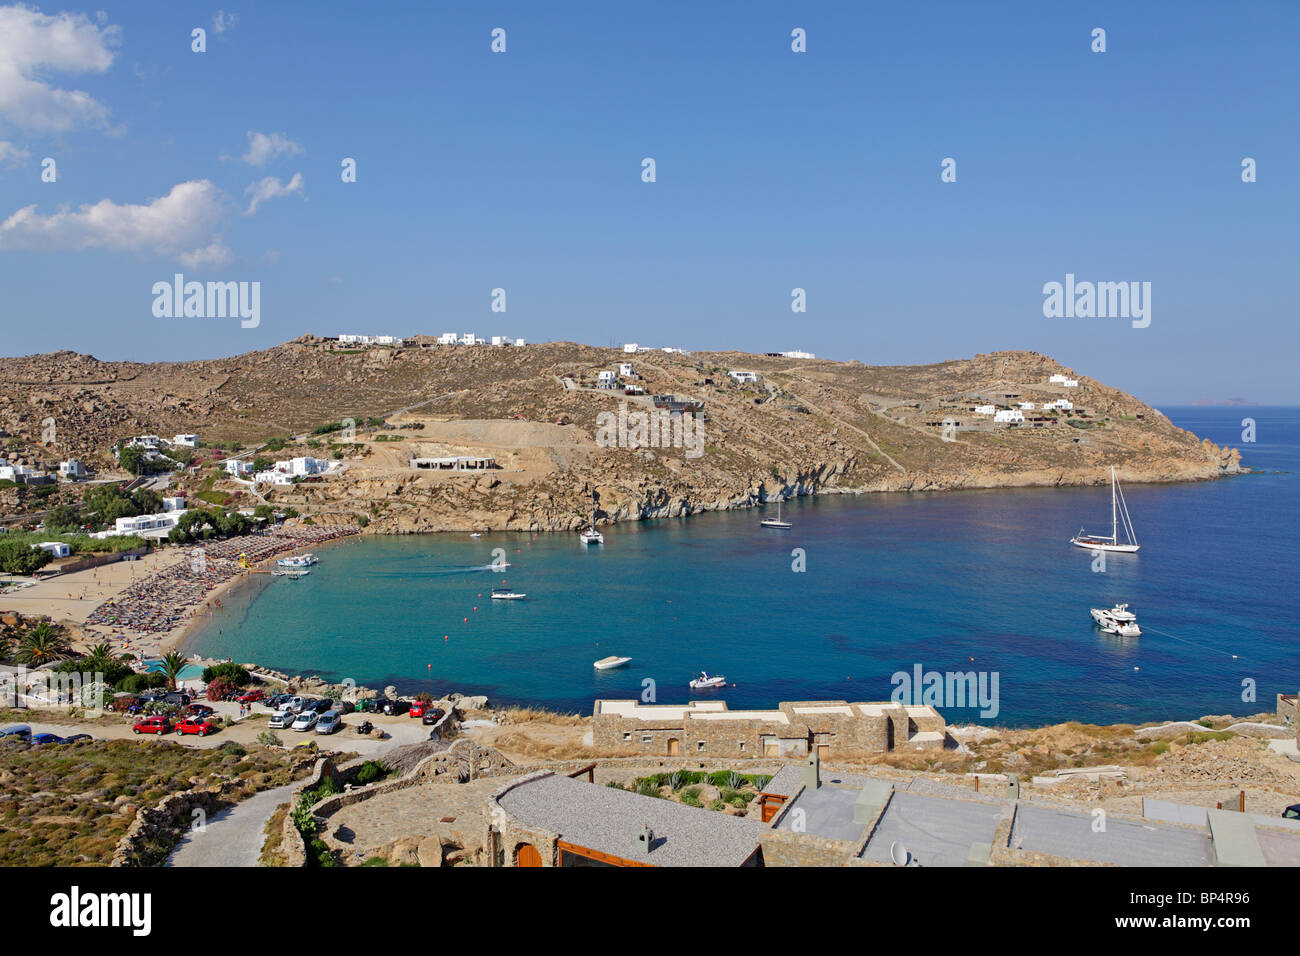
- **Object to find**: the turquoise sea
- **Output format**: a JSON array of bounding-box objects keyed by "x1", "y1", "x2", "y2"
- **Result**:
[{"x1": 182, "y1": 407, "x2": 1298, "y2": 727}]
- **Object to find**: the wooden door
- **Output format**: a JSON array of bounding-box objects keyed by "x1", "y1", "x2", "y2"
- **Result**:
[
  {"x1": 667, "y1": 738, "x2": 679, "y2": 756},
  {"x1": 516, "y1": 843, "x2": 543, "y2": 867}
]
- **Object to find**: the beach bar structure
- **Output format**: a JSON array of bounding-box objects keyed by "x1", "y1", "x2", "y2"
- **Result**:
[
  {"x1": 410, "y1": 455, "x2": 497, "y2": 472},
  {"x1": 592, "y1": 699, "x2": 946, "y2": 760}
]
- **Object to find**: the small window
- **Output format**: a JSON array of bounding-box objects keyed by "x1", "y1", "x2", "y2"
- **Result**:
[
  {"x1": 642, "y1": 736, "x2": 652, "y2": 745},
  {"x1": 623, "y1": 732, "x2": 631, "y2": 741},
  {"x1": 697, "y1": 741, "x2": 705, "y2": 752},
  {"x1": 738, "y1": 741, "x2": 745, "y2": 751}
]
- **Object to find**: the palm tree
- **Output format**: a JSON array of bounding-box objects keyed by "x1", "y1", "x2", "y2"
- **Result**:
[
  {"x1": 159, "y1": 650, "x2": 187, "y2": 689},
  {"x1": 83, "y1": 642, "x2": 114, "y2": 673},
  {"x1": 16, "y1": 620, "x2": 71, "y2": 667}
]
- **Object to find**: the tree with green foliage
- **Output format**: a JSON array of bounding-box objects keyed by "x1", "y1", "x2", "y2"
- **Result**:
[
  {"x1": 201, "y1": 661, "x2": 250, "y2": 686},
  {"x1": 158, "y1": 650, "x2": 187, "y2": 689},
  {"x1": 42, "y1": 504, "x2": 84, "y2": 533},
  {"x1": 0, "y1": 539, "x2": 53, "y2": 575},
  {"x1": 16, "y1": 620, "x2": 70, "y2": 667},
  {"x1": 116, "y1": 445, "x2": 150, "y2": 476}
]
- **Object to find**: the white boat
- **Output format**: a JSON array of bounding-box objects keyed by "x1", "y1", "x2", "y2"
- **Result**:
[
  {"x1": 276, "y1": 552, "x2": 319, "y2": 568},
  {"x1": 271, "y1": 566, "x2": 312, "y2": 579},
  {"x1": 580, "y1": 490, "x2": 604, "y2": 545},
  {"x1": 1091, "y1": 603, "x2": 1141, "y2": 637},
  {"x1": 593, "y1": 655, "x2": 631, "y2": 670},
  {"x1": 490, "y1": 587, "x2": 526, "y2": 600},
  {"x1": 1070, "y1": 466, "x2": 1139, "y2": 553},
  {"x1": 469, "y1": 532, "x2": 482, "y2": 539},
  {"x1": 689, "y1": 671, "x2": 727, "y2": 690},
  {"x1": 760, "y1": 499, "x2": 792, "y2": 529}
]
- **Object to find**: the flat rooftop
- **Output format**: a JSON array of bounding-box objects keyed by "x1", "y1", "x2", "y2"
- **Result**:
[
  {"x1": 1011, "y1": 805, "x2": 1214, "y2": 867},
  {"x1": 861, "y1": 792, "x2": 1005, "y2": 867},
  {"x1": 497, "y1": 774, "x2": 763, "y2": 867}
]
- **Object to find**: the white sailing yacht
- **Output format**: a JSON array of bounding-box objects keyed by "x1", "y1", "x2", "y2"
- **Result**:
[
  {"x1": 1070, "y1": 466, "x2": 1139, "y2": 553},
  {"x1": 760, "y1": 499, "x2": 792, "y2": 529},
  {"x1": 580, "y1": 490, "x2": 604, "y2": 545}
]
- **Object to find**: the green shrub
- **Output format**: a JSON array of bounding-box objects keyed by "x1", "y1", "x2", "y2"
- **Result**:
[
  {"x1": 256, "y1": 731, "x2": 281, "y2": 747},
  {"x1": 354, "y1": 760, "x2": 388, "y2": 786},
  {"x1": 201, "y1": 662, "x2": 250, "y2": 686}
]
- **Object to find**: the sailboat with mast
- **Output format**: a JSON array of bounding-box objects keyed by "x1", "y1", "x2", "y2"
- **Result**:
[
  {"x1": 1070, "y1": 466, "x2": 1139, "y2": 553},
  {"x1": 580, "y1": 490, "x2": 604, "y2": 545},
  {"x1": 760, "y1": 498, "x2": 792, "y2": 529}
]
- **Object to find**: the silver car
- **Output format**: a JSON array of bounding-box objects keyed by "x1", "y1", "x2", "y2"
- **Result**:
[
  {"x1": 315, "y1": 710, "x2": 342, "y2": 735},
  {"x1": 290, "y1": 710, "x2": 318, "y2": 732},
  {"x1": 268, "y1": 709, "x2": 297, "y2": 730}
]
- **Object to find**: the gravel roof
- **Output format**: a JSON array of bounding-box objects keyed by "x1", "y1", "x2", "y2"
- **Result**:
[{"x1": 498, "y1": 774, "x2": 764, "y2": 866}]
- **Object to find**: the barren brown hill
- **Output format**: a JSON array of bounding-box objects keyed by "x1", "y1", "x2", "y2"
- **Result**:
[{"x1": 0, "y1": 338, "x2": 1241, "y2": 533}]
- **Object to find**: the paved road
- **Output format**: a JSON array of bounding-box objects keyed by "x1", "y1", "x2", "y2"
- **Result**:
[{"x1": 166, "y1": 782, "x2": 296, "y2": 867}]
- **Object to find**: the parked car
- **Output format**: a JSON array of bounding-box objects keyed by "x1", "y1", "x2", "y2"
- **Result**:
[
  {"x1": 421, "y1": 707, "x2": 446, "y2": 726},
  {"x1": 132, "y1": 716, "x2": 171, "y2": 735},
  {"x1": 335, "y1": 700, "x2": 356, "y2": 715},
  {"x1": 186, "y1": 704, "x2": 216, "y2": 718},
  {"x1": 1283, "y1": 804, "x2": 1300, "y2": 820},
  {"x1": 63, "y1": 734, "x2": 93, "y2": 744},
  {"x1": 358, "y1": 697, "x2": 385, "y2": 714},
  {"x1": 0, "y1": 724, "x2": 32, "y2": 740},
  {"x1": 176, "y1": 716, "x2": 218, "y2": 736},
  {"x1": 283, "y1": 696, "x2": 309, "y2": 714},
  {"x1": 382, "y1": 699, "x2": 410, "y2": 716},
  {"x1": 291, "y1": 711, "x2": 319, "y2": 732},
  {"x1": 31, "y1": 733, "x2": 65, "y2": 745},
  {"x1": 311, "y1": 698, "x2": 334, "y2": 715},
  {"x1": 409, "y1": 700, "x2": 429, "y2": 718},
  {"x1": 163, "y1": 691, "x2": 191, "y2": 706},
  {"x1": 235, "y1": 688, "x2": 265, "y2": 704},
  {"x1": 268, "y1": 710, "x2": 297, "y2": 730},
  {"x1": 265, "y1": 694, "x2": 292, "y2": 710},
  {"x1": 315, "y1": 710, "x2": 343, "y2": 734}
]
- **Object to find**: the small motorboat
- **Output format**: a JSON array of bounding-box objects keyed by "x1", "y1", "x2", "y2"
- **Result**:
[
  {"x1": 760, "y1": 499, "x2": 792, "y2": 529},
  {"x1": 689, "y1": 671, "x2": 727, "y2": 690},
  {"x1": 469, "y1": 532, "x2": 482, "y2": 539},
  {"x1": 1091, "y1": 602, "x2": 1141, "y2": 637},
  {"x1": 276, "y1": 553, "x2": 319, "y2": 569},
  {"x1": 490, "y1": 587, "x2": 526, "y2": 601},
  {"x1": 593, "y1": 655, "x2": 631, "y2": 670}
]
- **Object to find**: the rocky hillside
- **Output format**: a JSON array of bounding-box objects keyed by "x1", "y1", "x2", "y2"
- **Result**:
[{"x1": 0, "y1": 339, "x2": 1241, "y2": 533}]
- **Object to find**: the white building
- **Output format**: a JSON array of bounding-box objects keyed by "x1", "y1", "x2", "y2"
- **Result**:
[
  {"x1": 1049, "y1": 374, "x2": 1069, "y2": 384},
  {"x1": 618, "y1": 363, "x2": 634, "y2": 377},
  {"x1": 779, "y1": 350, "x2": 816, "y2": 359},
  {"x1": 32, "y1": 542, "x2": 70, "y2": 558},
  {"x1": 596, "y1": 370, "x2": 619, "y2": 389},
  {"x1": 106, "y1": 511, "x2": 186, "y2": 538},
  {"x1": 994, "y1": 409, "x2": 1025, "y2": 424},
  {"x1": 514, "y1": 338, "x2": 526, "y2": 347},
  {"x1": 374, "y1": 335, "x2": 403, "y2": 346},
  {"x1": 288, "y1": 457, "x2": 329, "y2": 477},
  {"x1": 623, "y1": 343, "x2": 639, "y2": 353},
  {"x1": 253, "y1": 470, "x2": 294, "y2": 486},
  {"x1": 58, "y1": 459, "x2": 87, "y2": 478},
  {"x1": 437, "y1": 332, "x2": 458, "y2": 345},
  {"x1": 1061, "y1": 379, "x2": 1079, "y2": 388},
  {"x1": 1043, "y1": 399, "x2": 1074, "y2": 411},
  {"x1": 973, "y1": 405, "x2": 996, "y2": 415},
  {"x1": 0, "y1": 464, "x2": 37, "y2": 482},
  {"x1": 162, "y1": 496, "x2": 186, "y2": 512},
  {"x1": 728, "y1": 370, "x2": 759, "y2": 384},
  {"x1": 173, "y1": 434, "x2": 199, "y2": 447},
  {"x1": 491, "y1": 336, "x2": 508, "y2": 347},
  {"x1": 1018, "y1": 402, "x2": 1035, "y2": 411},
  {"x1": 225, "y1": 459, "x2": 252, "y2": 476}
]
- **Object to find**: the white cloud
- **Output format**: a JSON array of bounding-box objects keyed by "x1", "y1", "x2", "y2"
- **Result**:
[
  {"x1": 212, "y1": 10, "x2": 238, "y2": 33},
  {"x1": 243, "y1": 171, "x2": 304, "y2": 215},
  {"x1": 0, "y1": 5, "x2": 121, "y2": 134},
  {"x1": 239, "y1": 130, "x2": 302, "y2": 166},
  {"x1": 0, "y1": 140, "x2": 29, "y2": 165},
  {"x1": 0, "y1": 179, "x2": 229, "y2": 265}
]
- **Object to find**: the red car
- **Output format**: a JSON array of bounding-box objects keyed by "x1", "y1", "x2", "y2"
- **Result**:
[
  {"x1": 235, "y1": 689, "x2": 265, "y2": 704},
  {"x1": 132, "y1": 716, "x2": 171, "y2": 735},
  {"x1": 186, "y1": 704, "x2": 216, "y2": 718},
  {"x1": 175, "y1": 716, "x2": 217, "y2": 736},
  {"x1": 409, "y1": 701, "x2": 430, "y2": 718}
]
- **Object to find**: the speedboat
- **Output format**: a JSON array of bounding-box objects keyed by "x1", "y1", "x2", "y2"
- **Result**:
[
  {"x1": 689, "y1": 671, "x2": 727, "y2": 690},
  {"x1": 1070, "y1": 466, "x2": 1140, "y2": 553},
  {"x1": 490, "y1": 587, "x2": 526, "y2": 601},
  {"x1": 760, "y1": 499, "x2": 792, "y2": 529},
  {"x1": 593, "y1": 655, "x2": 631, "y2": 670},
  {"x1": 1091, "y1": 603, "x2": 1141, "y2": 637},
  {"x1": 276, "y1": 553, "x2": 319, "y2": 569}
]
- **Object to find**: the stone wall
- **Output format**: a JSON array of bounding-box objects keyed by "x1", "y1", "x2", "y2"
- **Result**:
[
  {"x1": 111, "y1": 780, "x2": 244, "y2": 867},
  {"x1": 486, "y1": 770, "x2": 561, "y2": 867}
]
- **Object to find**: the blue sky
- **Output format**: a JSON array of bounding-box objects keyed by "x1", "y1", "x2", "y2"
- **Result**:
[{"x1": 0, "y1": 1, "x2": 1295, "y2": 403}]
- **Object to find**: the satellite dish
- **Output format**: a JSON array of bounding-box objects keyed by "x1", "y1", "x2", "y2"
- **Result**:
[{"x1": 889, "y1": 841, "x2": 911, "y2": 867}]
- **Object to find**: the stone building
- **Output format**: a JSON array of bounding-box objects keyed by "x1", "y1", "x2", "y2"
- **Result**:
[{"x1": 592, "y1": 699, "x2": 946, "y2": 760}]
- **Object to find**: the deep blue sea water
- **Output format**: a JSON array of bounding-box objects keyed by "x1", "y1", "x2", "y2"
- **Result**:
[{"x1": 182, "y1": 407, "x2": 1298, "y2": 727}]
